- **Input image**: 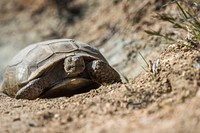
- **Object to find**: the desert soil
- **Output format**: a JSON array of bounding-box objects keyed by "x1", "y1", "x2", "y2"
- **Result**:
[{"x1": 0, "y1": 0, "x2": 200, "y2": 133}]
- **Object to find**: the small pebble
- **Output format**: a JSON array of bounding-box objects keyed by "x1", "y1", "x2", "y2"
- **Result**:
[
  {"x1": 29, "y1": 120, "x2": 39, "y2": 127},
  {"x1": 13, "y1": 116, "x2": 20, "y2": 121}
]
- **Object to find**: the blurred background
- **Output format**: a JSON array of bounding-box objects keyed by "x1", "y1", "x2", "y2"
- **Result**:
[
  {"x1": 2, "y1": 1, "x2": 200, "y2": 133},
  {"x1": 0, "y1": 0, "x2": 176, "y2": 81}
]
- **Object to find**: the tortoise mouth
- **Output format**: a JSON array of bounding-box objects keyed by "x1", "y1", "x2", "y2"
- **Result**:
[{"x1": 65, "y1": 66, "x2": 85, "y2": 73}]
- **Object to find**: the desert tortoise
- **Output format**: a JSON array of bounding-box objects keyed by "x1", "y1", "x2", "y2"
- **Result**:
[{"x1": 0, "y1": 39, "x2": 121, "y2": 100}]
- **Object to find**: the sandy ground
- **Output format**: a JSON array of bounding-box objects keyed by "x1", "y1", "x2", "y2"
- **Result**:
[{"x1": 0, "y1": 0, "x2": 200, "y2": 133}]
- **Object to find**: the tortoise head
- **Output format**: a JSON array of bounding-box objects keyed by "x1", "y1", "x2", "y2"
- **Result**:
[{"x1": 64, "y1": 55, "x2": 85, "y2": 75}]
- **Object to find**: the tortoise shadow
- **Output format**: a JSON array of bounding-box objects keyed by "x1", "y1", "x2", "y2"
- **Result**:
[{"x1": 40, "y1": 83, "x2": 100, "y2": 99}]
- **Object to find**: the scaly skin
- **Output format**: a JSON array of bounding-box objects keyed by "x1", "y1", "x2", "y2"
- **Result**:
[
  {"x1": 15, "y1": 78, "x2": 46, "y2": 100},
  {"x1": 86, "y1": 60, "x2": 121, "y2": 85}
]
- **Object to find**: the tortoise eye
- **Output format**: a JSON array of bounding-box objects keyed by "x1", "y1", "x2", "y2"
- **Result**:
[
  {"x1": 68, "y1": 57, "x2": 72, "y2": 62},
  {"x1": 65, "y1": 57, "x2": 73, "y2": 63}
]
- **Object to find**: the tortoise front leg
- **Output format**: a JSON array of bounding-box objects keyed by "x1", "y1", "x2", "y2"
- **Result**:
[
  {"x1": 86, "y1": 60, "x2": 121, "y2": 85},
  {"x1": 15, "y1": 78, "x2": 46, "y2": 100}
]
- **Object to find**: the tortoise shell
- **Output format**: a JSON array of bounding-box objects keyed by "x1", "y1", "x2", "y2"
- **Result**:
[{"x1": 1, "y1": 39, "x2": 108, "y2": 96}]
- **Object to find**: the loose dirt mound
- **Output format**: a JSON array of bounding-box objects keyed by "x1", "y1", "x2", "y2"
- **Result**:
[{"x1": 0, "y1": 0, "x2": 200, "y2": 133}]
